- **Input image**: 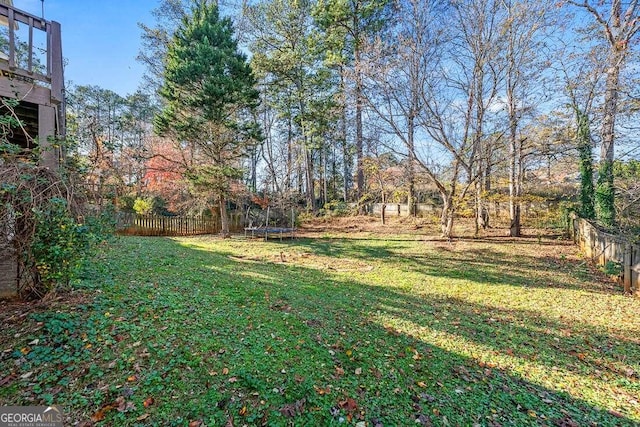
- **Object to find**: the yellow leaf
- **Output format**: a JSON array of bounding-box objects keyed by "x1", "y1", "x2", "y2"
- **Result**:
[
  {"x1": 239, "y1": 406, "x2": 247, "y2": 416},
  {"x1": 346, "y1": 350, "x2": 353, "y2": 357},
  {"x1": 417, "y1": 381, "x2": 427, "y2": 388}
]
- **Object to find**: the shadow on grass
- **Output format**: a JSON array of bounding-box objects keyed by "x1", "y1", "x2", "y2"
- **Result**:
[
  {"x1": 3, "y1": 236, "x2": 637, "y2": 426},
  {"x1": 285, "y1": 237, "x2": 616, "y2": 295}
]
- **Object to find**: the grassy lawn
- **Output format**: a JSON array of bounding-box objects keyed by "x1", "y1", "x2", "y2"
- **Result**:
[{"x1": 1, "y1": 231, "x2": 639, "y2": 426}]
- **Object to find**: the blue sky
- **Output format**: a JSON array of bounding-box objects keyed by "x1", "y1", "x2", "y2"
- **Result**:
[{"x1": 14, "y1": 0, "x2": 157, "y2": 96}]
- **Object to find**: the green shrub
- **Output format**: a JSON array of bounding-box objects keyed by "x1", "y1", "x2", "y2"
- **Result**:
[
  {"x1": 321, "y1": 200, "x2": 353, "y2": 217},
  {"x1": 133, "y1": 197, "x2": 154, "y2": 215},
  {"x1": 27, "y1": 198, "x2": 115, "y2": 293}
]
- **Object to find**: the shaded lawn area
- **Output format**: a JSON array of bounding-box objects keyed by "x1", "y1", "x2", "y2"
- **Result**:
[{"x1": 1, "y1": 233, "x2": 639, "y2": 426}]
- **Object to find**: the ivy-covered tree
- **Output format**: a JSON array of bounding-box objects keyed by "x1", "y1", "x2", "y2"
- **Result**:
[
  {"x1": 569, "y1": 0, "x2": 640, "y2": 226},
  {"x1": 154, "y1": 0, "x2": 261, "y2": 236}
]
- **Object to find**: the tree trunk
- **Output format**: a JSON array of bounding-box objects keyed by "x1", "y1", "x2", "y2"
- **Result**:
[
  {"x1": 440, "y1": 195, "x2": 455, "y2": 239},
  {"x1": 305, "y1": 145, "x2": 316, "y2": 212},
  {"x1": 340, "y1": 70, "x2": 350, "y2": 203},
  {"x1": 322, "y1": 148, "x2": 328, "y2": 207},
  {"x1": 509, "y1": 204, "x2": 521, "y2": 237},
  {"x1": 595, "y1": 49, "x2": 621, "y2": 226},
  {"x1": 407, "y1": 113, "x2": 416, "y2": 217},
  {"x1": 219, "y1": 197, "x2": 230, "y2": 238},
  {"x1": 507, "y1": 83, "x2": 521, "y2": 237},
  {"x1": 475, "y1": 180, "x2": 488, "y2": 235},
  {"x1": 355, "y1": 47, "x2": 365, "y2": 212},
  {"x1": 286, "y1": 115, "x2": 293, "y2": 191}
]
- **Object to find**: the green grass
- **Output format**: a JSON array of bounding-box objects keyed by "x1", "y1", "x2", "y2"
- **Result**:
[{"x1": 1, "y1": 233, "x2": 639, "y2": 426}]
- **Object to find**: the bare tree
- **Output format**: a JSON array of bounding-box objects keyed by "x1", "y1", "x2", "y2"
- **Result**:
[{"x1": 500, "y1": 0, "x2": 552, "y2": 236}]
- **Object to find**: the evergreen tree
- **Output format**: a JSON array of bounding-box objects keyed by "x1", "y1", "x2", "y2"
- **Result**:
[
  {"x1": 155, "y1": 0, "x2": 261, "y2": 236},
  {"x1": 313, "y1": 0, "x2": 391, "y2": 210}
]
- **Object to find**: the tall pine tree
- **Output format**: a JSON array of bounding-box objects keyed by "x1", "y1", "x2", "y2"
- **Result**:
[{"x1": 155, "y1": 0, "x2": 260, "y2": 236}]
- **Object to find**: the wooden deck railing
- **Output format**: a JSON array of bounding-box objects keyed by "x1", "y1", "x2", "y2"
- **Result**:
[{"x1": 0, "y1": 2, "x2": 64, "y2": 104}]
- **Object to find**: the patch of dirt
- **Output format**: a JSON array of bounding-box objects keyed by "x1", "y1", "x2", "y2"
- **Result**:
[
  {"x1": 299, "y1": 215, "x2": 438, "y2": 235},
  {"x1": 298, "y1": 215, "x2": 567, "y2": 241},
  {"x1": 0, "y1": 290, "x2": 94, "y2": 329}
]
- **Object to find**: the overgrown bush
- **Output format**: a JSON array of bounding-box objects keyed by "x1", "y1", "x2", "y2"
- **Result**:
[
  {"x1": 0, "y1": 160, "x2": 115, "y2": 298},
  {"x1": 29, "y1": 198, "x2": 114, "y2": 290},
  {"x1": 320, "y1": 200, "x2": 353, "y2": 217}
]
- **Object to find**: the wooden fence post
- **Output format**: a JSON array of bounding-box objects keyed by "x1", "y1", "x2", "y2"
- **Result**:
[{"x1": 623, "y1": 244, "x2": 632, "y2": 294}]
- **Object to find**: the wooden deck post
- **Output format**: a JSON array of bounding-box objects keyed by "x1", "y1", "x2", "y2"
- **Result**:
[{"x1": 38, "y1": 104, "x2": 57, "y2": 169}]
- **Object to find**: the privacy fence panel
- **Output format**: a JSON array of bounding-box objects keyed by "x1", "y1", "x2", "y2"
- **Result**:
[
  {"x1": 116, "y1": 213, "x2": 245, "y2": 237},
  {"x1": 570, "y1": 214, "x2": 640, "y2": 296}
]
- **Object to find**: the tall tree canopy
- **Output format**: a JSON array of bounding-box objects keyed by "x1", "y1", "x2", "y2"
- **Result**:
[{"x1": 155, "y1": 0, "x2": 261, "y2": 236}]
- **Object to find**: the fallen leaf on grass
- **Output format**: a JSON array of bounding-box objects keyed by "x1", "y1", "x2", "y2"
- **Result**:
[
  {"x1": 92, "y1": 404, "x2": 115, "y2": 422},
  {"x1": 338, "y1": 398, "x2": 358, "y2": 413},
  {"x1": 239, "y1": 406, "x2": 247, "y2": 416},
  {"x1": 314, "y1": 385, "x2": 331, "y2": 395},
  {"x1": 136, "y1": 413, "x2": 150, "y2": 421},
  {"x1": 115, "y1": 396, "x2": 132, "y2": 413},
  {"x1": 415, "y1": 413, "x2": 433, "y2": 426},
  {"x1": 143, "y1": 397, "x2": 155, "y2": 408},
  {"x1": 0, "y1": 374, "x2": 17, "y2": 387},
  {"x1": 355, "y1": 368, "x2": 362, "y2": 375},
  {"x1": 279, "y1": 398, "x2": 306, "y2": 417},
  {"x1": 188, "y1": 421, "x2": 202, "y2": 427}
]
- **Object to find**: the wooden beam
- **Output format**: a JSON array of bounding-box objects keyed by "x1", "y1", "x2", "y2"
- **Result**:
[
  {"x1": 38, "y1": 104, "x2": 58, "y2": 170},
  {"x1": 49, "y1": 21, "x2": 64, "y2": 104},
  {"x1": 0, "y1": 77, "x2": 55, "y2": 106}
]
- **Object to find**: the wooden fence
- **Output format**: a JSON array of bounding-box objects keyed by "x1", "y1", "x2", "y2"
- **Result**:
[
  {"x1": 116, "y1": 213, "x2": 244, "y2": 237},
  {"x1": 570, "y1": 214, "x2": 640, "y2": 296}
]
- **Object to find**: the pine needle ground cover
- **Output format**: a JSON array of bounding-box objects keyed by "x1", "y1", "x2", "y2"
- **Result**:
[{"x1": 1, "y1": 233, "x2": 639, "y2": 426}]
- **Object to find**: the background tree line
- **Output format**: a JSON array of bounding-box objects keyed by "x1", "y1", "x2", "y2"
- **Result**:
[{"x1": 64, "y1": 0, "x2": 640, "y2": 238}]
